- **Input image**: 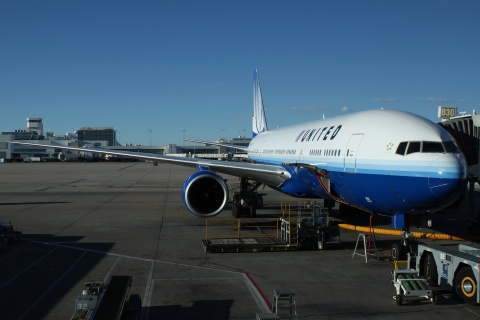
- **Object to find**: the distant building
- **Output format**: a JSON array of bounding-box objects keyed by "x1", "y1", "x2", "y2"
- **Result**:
[
  {"x1": 1, "y1": 129, "x2": 42, "y2": 140},
  {"x1": 77, "y1": 127, "x2": 117, "y2": 146},
  {"x1": 0, "y1": 117, "x2": 251, "y2": 161},
  {"x1": 2, "y1": 118, "x2": 45, "y2": 141},
  {"x1": 27, "y1": 118, "x2": 43, "y2": 136}
]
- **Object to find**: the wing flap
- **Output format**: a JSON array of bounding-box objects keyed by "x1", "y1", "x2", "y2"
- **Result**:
[{"x1": 183, "y1": 138, "x2": 249, "y2": 151}]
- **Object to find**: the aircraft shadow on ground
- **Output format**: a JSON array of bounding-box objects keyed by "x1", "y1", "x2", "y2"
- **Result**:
[
  {"x1": 148, "y1": 300, "x2": 234, "y2": 319},
  {"x1": 0, "y1": 234, "x2": 114, "y2": 320},
  {"x1": 22, "y1": 233, "x2": 118, "y2": 252},
  {"x1": 0, "y1": 201, "x2": 70, "y2": 206}
]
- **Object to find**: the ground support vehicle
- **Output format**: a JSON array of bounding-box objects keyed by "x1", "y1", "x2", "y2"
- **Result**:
[
  {"x1": 392, "y1": 269, "x2": 438, "y2": 305},
  {"x1": 202, "y1": 202, "x2": 340, "y2": 253},
  {"x1": 0, "y1": 222, "x2": 22, "y2": 243},
  {"x1": 417, "y1": 242, "x2": 480, "y2": 305},
  {"x1": 71, "y1": 275, "x2": 141, "y2": 320},
  {"x1": 71, "y1": 280, "x2": 105, "y2": 320},
  {"x1": 280, "y1": 203, "x2": 340, "y2": 250}
]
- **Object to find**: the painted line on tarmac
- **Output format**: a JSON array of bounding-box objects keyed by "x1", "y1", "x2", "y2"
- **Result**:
[
  {"x1": 0, "y1": 246, "x2": 59, "y2": 291},
  {"x1": 103, "y1": 256, "x2": 122, "y2": 283},
  {"x1": 18, "y1": 251, "x2": 87, "y2": 320},
  {"x1": 243, "y1": 273, "x2": 271, "y2": 312},
  {"x1": 28, "y1": 239, "x2": 272, "y2": 315},
  {"x1": 141, "y1": 261, "x2": 155, "y2": 320},
  {"x1": 0, "y1": 241, "x2": 32, "y2": 263}
]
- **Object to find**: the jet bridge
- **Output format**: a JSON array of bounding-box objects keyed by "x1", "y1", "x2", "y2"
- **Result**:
[
  {"x1": 439, "y1": 114, "x2": 480, "y2": 177},
  {"x1": 439, "y1": 113, "x2": 480, "y2": 228}
]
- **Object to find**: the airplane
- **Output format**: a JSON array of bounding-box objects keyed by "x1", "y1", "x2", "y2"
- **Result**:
[{"x1": 9, "y1": 70, "x2": 467, "y2": 256}]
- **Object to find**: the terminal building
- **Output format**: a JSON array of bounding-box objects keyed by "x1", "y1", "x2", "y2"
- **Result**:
[
  {"x1": 0, "y1": 118, "x2": 250, "y2": 162},
  {"x1": 77, "y1": 127, "x2": 117, "y2": 147}
]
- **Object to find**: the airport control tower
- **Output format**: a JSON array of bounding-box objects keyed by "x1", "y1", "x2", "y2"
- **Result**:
[{"x1": 26, "y1": 118, "x2": 43, "y2": 136}]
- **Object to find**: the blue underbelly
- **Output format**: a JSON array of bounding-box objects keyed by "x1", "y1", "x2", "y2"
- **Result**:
[{"x1": 275, "y1": 168, "x2": 462, "y2": 215}]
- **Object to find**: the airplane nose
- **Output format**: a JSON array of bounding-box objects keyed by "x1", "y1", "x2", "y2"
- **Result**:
[{"x1": 428, "y1": 154, "x2": 467, "y2": 200}]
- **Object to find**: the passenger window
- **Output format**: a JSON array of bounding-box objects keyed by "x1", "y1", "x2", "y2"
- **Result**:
[
  {"x1": 407, "y1": 142, "x2": 421, "y2": 154},
  {"x1": 396, "y1": 142, "x2": 408, "y2": 155},
  {"x1": 422, "y1": 142, "x2": 444, "y2": 153}
]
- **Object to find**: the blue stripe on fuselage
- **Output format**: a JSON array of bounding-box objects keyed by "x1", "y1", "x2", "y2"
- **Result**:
[{"x1": 250, "y1": 155, "x2": 462, "y2": 215}]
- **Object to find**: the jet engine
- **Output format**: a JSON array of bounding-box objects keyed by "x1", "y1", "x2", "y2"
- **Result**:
[{"x1": 182, "y1": 170, "x2": 229, "y2": 217}]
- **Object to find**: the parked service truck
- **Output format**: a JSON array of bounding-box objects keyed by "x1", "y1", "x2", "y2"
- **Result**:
[
  {"x1": 71, "y1": 276, "x2": 141, "y2": 320},
  {"x1": 415, "y1": 242, "x2": 480, "y2": 305}
]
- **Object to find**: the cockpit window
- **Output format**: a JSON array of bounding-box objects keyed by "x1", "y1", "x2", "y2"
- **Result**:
[
  {"x1": 422, "y1": 141, "x2": 444, "y2": 153},
  {"x1": 396, "y1": 142, "x2": 408, "y2": 155},
  {"x1": 443, "y1": 141, "x2": 460, "y2": 153},
  {"x1": 406, "y1": 141, "x2": 421, "y2": 154},
  {"x1": 396, "y1": 140, "x2": 460, "y2": 156}
]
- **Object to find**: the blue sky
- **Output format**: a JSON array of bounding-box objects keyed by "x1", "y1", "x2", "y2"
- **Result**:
[{"x1": 1, "y1": 1, "x2": 479, "y2": 146}]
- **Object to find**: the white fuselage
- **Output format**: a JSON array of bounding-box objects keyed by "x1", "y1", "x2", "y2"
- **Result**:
[{"x1": 247, "y1": 109, "x2": 467, "y2": 215}]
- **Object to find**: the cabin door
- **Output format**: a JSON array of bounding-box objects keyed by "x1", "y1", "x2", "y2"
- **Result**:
[{"x1": 344, "y1": 134, "x2": 364, "y2": 173}]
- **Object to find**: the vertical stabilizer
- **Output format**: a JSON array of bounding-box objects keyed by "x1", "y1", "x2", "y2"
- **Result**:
[{"x1": 253, "y1": 69, "x2": 268, "y2": 137}]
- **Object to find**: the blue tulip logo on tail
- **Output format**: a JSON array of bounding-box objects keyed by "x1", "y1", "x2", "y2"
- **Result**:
[{"x1": 253, "y1": 69, "x2": 268, "y2": 137}]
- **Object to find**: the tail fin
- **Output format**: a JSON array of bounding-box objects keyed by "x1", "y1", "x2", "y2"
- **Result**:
[{"x1": 253, "y1": 69, "x2": 268, "y2": 137}]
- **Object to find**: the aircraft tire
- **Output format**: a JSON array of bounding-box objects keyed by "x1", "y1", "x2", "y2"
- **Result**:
[
  {"x1": 455, "y1": 266, "x2": 478, "y2": 305},
  {"x1": 231, "y1": 202, "x2": 241, "y2": 218},
  {"x1": 248, "y1": 205, "x2": 256, "y2": 218}
]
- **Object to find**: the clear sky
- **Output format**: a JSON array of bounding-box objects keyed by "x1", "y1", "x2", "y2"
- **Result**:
[{"x1": 1, "y1": 1, "x2": 479, "y2": 146}]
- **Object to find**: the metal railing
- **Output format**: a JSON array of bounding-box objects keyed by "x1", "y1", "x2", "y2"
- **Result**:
[{"x1": 205, "y1": 218, "x2": 279, "y2": 240}]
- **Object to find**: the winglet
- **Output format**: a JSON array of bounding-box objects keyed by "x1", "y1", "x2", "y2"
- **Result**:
[{"x1": 253, "y1": 69, "x2": 268, "y2": 137}]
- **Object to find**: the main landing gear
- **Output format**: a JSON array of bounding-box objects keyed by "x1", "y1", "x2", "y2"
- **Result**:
[{"x1": 231, "y1": 178, "x2": 264, "y2": 218}]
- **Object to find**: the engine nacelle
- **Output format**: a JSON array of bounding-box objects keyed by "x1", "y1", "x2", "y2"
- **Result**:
[{"x1": 182, "y1": 170, "x2": 229, "y2": 217}]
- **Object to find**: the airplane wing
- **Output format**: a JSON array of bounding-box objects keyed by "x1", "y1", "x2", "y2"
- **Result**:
[
  {"x1": 8, "y1": 141, "x2": 290, "y2": 186},
  {"x1": 183, "y1": 138, "x2": 249, "y2": 151}
]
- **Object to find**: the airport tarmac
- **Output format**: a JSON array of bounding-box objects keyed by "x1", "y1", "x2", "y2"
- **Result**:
[{"x1": 0, "y1": 162, "x2": 479, "y2": 320}]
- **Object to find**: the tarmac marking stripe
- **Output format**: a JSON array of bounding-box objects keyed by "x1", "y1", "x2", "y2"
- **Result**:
[
  {"x1": 0, "y1": 246, "x2": 59, "y2": 291},
  {"x1": 28, "y1": 240, "x2": 272, "y2": 315},
  {"x1": 464, "y1": 305, "x2": 480, "y2": 318},
  {"x1": 30, "y1": 239, "x2": 243, "y2": 274},
  {"x1": 149, "y1": 277, "x2": 271, "y2": 313},
  {"x1": 244, "y1": 273, "x2": 271, "y2": 313},
  {"x1": 104, "y1": 256, "x2": 122, "y2": 282},
  {"x1": 0, "y1": 241, "x2": 32, "y2": 263},
  {"x1": 18, "y1": 251, "x2": 87, "y2": 320},
  {"x1": 141, "y1": 261, "x2": 155, "y2": 320}
]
